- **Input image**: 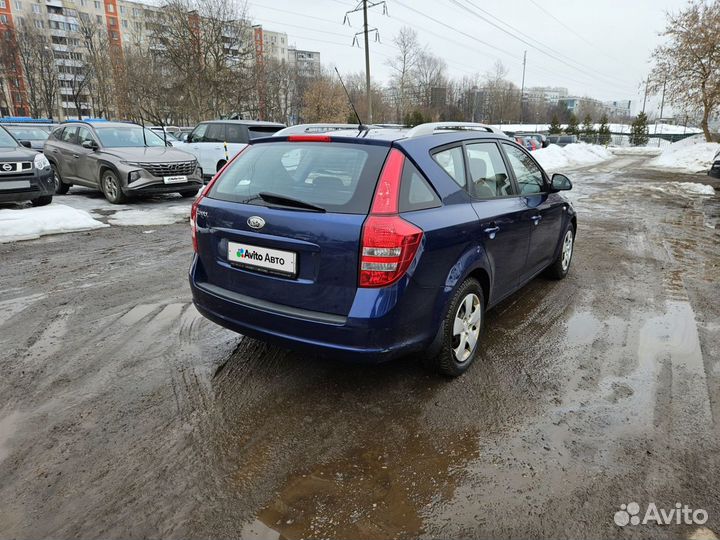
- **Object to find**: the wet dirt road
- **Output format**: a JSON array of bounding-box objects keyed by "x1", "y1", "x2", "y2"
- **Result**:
[{"x1": 0, "y1": 156, "x2": 718, "y2": 539}]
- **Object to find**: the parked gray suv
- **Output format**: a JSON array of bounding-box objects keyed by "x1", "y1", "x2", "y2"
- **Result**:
[{"x1": 44, "y1": 121, "x2": 203, "y2": 203}]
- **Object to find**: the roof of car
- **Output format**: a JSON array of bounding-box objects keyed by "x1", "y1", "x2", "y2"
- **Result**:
[
  {"x1": 199, "y1": 120, "x2": 286, "y2": 127},
  {"x1": 60, "y1": 120, "x2": 142, "y2": 129}
]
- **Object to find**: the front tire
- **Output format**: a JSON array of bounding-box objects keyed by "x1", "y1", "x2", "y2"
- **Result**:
[
  {"x1": 545, "y1": 224, "x2": 574, "y2": 279},
  {"x1": 427, "y1": 278, "x2": 484, "y2": 377},
  {"x1": 100, "y1": 169, "x2": 127, "y2": 204},
  {"x1": 31, "y1": 195, "x2": 52, "y2": 207}
]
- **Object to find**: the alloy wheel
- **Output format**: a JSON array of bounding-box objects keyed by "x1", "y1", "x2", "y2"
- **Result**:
[
  {"x1": 452, "y1": 293, "x2": 481, "y2": 363},
  {"x1": 561, "y1": 230, "x2": 574, "y2": 271}
]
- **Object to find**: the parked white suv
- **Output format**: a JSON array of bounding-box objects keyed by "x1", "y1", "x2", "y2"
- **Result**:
[{"x1": 183, "y1": 120, "x2": 285, "y2": 180}]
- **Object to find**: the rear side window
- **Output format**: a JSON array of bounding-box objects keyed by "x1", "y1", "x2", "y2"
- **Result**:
[
  {"x1": 432, "y1": 146, "x2": 466, "y2": 187},
  {"x1": 465, "y1": 142, "x2": 515, "y2": 198},
  {"x1": 225, "y1": 124, "x2": 246, "y2": 144},
  {"x1": 399, "y1": 160, "x2": 441, "y2": 212},
  {"x1": 248, "y1": 126, "x2": 282, "y2": 139},
  {"x1": 209, "y1": 142, "x2": 390, "y2": 214},
  {"x1": 61, "y1": 126, "x2": 78, "y2": 144}
]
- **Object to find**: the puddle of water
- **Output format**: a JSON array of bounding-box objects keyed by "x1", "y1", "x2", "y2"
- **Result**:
[{"x1": 565, "y1": 311, "x2": 602, "y2": 347}]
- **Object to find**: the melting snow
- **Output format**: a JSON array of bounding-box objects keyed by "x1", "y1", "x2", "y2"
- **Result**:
[{"x1": 0, "y1": 204, "x2": 108, "y2": 243}]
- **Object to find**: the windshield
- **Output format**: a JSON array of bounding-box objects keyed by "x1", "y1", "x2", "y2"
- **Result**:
[
  {"x1": 0, "y1": 128, "x2": 18, "y2": 147},
  {"x1": 94, "y1": 126, "x2": 166, "y2": 148},
  {"x1": 208, "y1": 142, "x2": 389, "y2": 214},
  {"x1": 6, "y1": 126, "x2": 51, "y2": 141}
]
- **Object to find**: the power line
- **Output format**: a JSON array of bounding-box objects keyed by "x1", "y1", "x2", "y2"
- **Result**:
[{"x1": 451, "y1": 0, "x2": 637, "y2": 93}]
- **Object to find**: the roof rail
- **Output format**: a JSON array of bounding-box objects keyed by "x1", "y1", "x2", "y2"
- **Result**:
[
  {"x1": 274, "y1": 123, "x2": 377, "y2": 136},
  {"x1": 405, "y1": 122, "x2": 505, "y2": 138}
]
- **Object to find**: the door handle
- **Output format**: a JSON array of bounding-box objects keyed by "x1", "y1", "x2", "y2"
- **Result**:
[
  {"x1": 483, "y1": 225, "x2": 500, "y2": 239},
  {"x1": 530, "y1": 214, "x2": 542, "y2": 224},
  {"x1": 72, "y1": 154, "x2": 80, "y2": 158}
]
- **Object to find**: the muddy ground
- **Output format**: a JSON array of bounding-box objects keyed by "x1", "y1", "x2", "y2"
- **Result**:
[{"x1": 0, "y1": 156, "x2": 718, "y2": 539}]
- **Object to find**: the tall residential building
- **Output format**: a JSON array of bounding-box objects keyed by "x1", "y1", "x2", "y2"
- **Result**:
[
  {"x1": 525, "y1": 86, "x2": 569, "y2": 105},
  {"x1": 288, "y1": 46, "x2": 320, "y2": 77}
]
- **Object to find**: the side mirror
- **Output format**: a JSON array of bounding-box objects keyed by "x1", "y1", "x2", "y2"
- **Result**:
[
  {"x1": 20, "y1": 140, "x2": 32, "y2": 148},
  {"x1": 81, "y1": 140, "x2": 98, "y2": 150},
  {"x1": 166, "y1": 141, "x2": 173, "y2": 147},
  {"x1": 550, "y1": 173, "x2": 572, "y2": 192}
]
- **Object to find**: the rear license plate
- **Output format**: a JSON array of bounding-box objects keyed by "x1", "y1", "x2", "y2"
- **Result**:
[
  {"x1": 0, "y1": 180, "x2": 31, "y2": 190},
  {"x1": 228, "y1": 241, "x2": 296, "y2": 277},
  {"x1": 164, "y1": 175, "x2": 187, "y2": 184}
]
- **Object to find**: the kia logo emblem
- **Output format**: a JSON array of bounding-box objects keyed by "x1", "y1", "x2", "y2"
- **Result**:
[
  {"x1": 2, "y1": 163, "x2": 12, "y2": 171},
  {"x1": 247, "y1": 216, "x2": 265, "y2": 229}
]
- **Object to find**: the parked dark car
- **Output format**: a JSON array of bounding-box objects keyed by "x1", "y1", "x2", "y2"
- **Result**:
[
  {"x1": 0, "y1": 126, "x2": 54, "y2": 206},
  {"x1": 708, "y1": 149, "x2": 720, "y2": 179},
  {"x1": 44, "y1": 120, "x2": 203, "y2": 203},
  {"x1": 189, "y1": 122, "x2": 576, "y2": 376},
  {"x1": 547, "y1": 135, "x2": 578, "y2": 147}
]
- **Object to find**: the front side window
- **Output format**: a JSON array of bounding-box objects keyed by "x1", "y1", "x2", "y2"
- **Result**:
[
  {"x1": 189, "y1": 123, "x2": 208, "y2": 143},
  {"x1": 503, "y1": 144, "x2": 545, "y2": 195},
  {"x1": 465, "y1": 142, "x2": 514, "y2": 198},
  {"x1": 432, "y1": 146, "x2": 466, "y2": 188},
  {"x1": 77, "y1": 127, "x2": 96, "y2": 146}
]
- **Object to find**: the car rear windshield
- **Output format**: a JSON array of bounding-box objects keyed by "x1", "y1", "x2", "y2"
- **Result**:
[{"x1": 208, "y1": 141, "x2": 390, "y2": 214}]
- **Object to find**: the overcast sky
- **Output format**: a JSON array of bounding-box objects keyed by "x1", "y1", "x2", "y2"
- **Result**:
[{"x1": 246, "y1": 0, "x2": 688, "y2": 115}]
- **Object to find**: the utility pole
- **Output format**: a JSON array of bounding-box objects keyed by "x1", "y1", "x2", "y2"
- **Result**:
[
  {"x1": 363, "y1": 0, "x2": 371, "y2": 123},
  {"x1": 520, "y1": 50, "x2": 527, "y2": 124},
  {"x1": 642, "y1": 76, "x2": 649, "y2": 114},
  {"x1": 344, "y1": 1, "x2": 386, "y2": 124},
  {"x1": 658, "y1": 78, "x2": 666, "y2": 120}
]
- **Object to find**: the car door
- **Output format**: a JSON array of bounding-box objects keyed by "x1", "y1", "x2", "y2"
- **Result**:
[
  {"x1": 47, "y1": 126, "x2": 78, "y2": 181},
  {"x1": 186, "y1": 123, "x2": 211, "y2": 174},
  {"x1": 75, "y1": 126, "x2": 100, "y2": 186},
  {"x1": 501, "y1": 143, "x2": 565, "y2": 277},
  {"x1": 462, "y1": 141, "x2": 531, "y2": 302}
]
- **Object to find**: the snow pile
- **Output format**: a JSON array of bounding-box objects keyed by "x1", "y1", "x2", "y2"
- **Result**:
[
  {"x1": 0, "y1": 204, "x2": 108, "y2": 243},
  {"x1": 533, "y1": 143, "x2": 613, "y2": 171},
  {"x1": 644, "y1": 182, "x2": 716, "y2": 197},
  {"x1": 107, "y1": 205, "x2": 190, "y2": 226},
  {"x1": 647, "y1": 135, "x2": 720, "y2": 173},
  {"x1": 607, "y1": 147, "x2": 663, "y2": 156}
]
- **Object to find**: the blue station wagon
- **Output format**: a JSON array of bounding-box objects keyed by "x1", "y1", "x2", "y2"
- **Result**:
[{"x1": 189, "y1": 122, "x2": 576, "y2": 376}]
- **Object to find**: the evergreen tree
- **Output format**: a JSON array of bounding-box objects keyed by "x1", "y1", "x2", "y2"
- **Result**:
[
  {"x1": 581, "y1": 114, "x2": 595, "y2": 143},
  {"x1": 565, "y1": 114, "x2": 579, "y2": 135},
  {"x1": 630, "y1": 112, "x2": 649, "y2": 146},
  {"x1": 548, "y1": 115, "x2": 562, "y2": 135},
  {"x1": 598, "y1": 114, "x2": 611, "y2": 145}
]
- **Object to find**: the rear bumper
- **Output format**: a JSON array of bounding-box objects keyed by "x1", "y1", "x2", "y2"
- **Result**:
[
  {"x1": 189, "y1": 257, "x2": 439, "y2": 363},
  {"x1": 0, "y1": 167, "x2": 54, "y2": 203}
]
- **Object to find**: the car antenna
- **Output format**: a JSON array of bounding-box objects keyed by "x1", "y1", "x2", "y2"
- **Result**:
[
  {"x1": 140, "y1": 114, "x2": 148, "y2": 147},
  {"x1": 334, "y1": 67, "x2": 367, "y2": 133}
]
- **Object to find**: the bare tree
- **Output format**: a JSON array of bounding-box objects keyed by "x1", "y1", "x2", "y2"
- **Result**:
[
  {"x1": 414, "y1": 50, "x2": 446, "y2": 110},
  {"x1": 78, "y1": 17, "x2": 114, "y2": 118},
  {"x1": 649, "y1": 0, "x2": 720, "y2": 141},
  {"x1": 300, "y1": 71, "x2": 349, "y2": 123},
  {"x1": 386, "y1": 26, "x2": 420, "y2": 121}
]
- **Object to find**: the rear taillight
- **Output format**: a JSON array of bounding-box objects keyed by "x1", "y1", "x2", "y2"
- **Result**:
[
  {"x1": 191, "y1": 146, "x2": 247, "y2": 253},
  {"x1": 359, "y1": 148, "x2": 423, "y2": 288}
]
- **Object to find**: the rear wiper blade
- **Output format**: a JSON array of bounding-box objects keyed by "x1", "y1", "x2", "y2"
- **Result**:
[{"x1": 258, "y1": 192, "x2": 326, "y2": 213}]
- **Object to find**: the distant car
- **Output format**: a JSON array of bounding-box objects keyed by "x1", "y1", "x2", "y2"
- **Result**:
[
  {"x1": 547, "y1": 135, "x2": 578, "y2": 147},
  {"x1": 515, "y1": 135, "x2": 539, "y2": 151},
  {"x1": 516, "y1": 132, "x2": 548, "y2": 148},
  {"x1": 149, "y1": 127, "x2": 180, "y2": 144},
  {"x1": 44, "y1": 120, "x2": 203, "y2": 203},
  {"x1": 0, "y1": 126, "x2": 54, "y2": 207},
  {"x1": 184, "y1": 120, "x2": 285, "y2": 180},
  {"x1": 3, "y1": 124, "x2": 55, "y2": 151},
  {"x1": 190, "y1": 121, "x2": 576, "y2": 376},
  {"x1": 708, "y1": 149, "x2": 720, "y2": 179}
]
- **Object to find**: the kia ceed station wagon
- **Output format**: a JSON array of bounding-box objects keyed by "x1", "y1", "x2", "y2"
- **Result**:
[{"x1": 189, "y1": 122, "x2": 576, "y2": 376}]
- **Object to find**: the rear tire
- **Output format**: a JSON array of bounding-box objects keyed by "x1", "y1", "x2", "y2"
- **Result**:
[
  {"x1": 100, "y1": 169, "x2": 127, "y2": 204},
  {"x1": 426, "y1": 278, "x2": 484, "y2": 377},
  {"x1": 31, "y1": 195, "x2": 52, "y2": 207},
  {"x1": 52, "y1": 166, "x2": 70, "y2": 195},
  {"x1": 545, "y1": 224, "x2": 574, "y2": 280}
]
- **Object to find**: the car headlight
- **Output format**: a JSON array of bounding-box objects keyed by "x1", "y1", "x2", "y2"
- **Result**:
[
  {"x1": 34, "y1": 153, "x2": 50, "y2": 170},
  {"x1": 129, "y1": 170, "x2": 142, "y2": 182}
]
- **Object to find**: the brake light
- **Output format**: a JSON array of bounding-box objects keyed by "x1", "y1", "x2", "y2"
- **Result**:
[
  {"x1": 359, "y1": 149, "x2": 423, "y2": 288},
  {"x1": 191, "y1": 146, "x2": 248, "y2": 253},
  {"x1": 287, "y1": 135, "x2": 331, "y2": 142}
]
